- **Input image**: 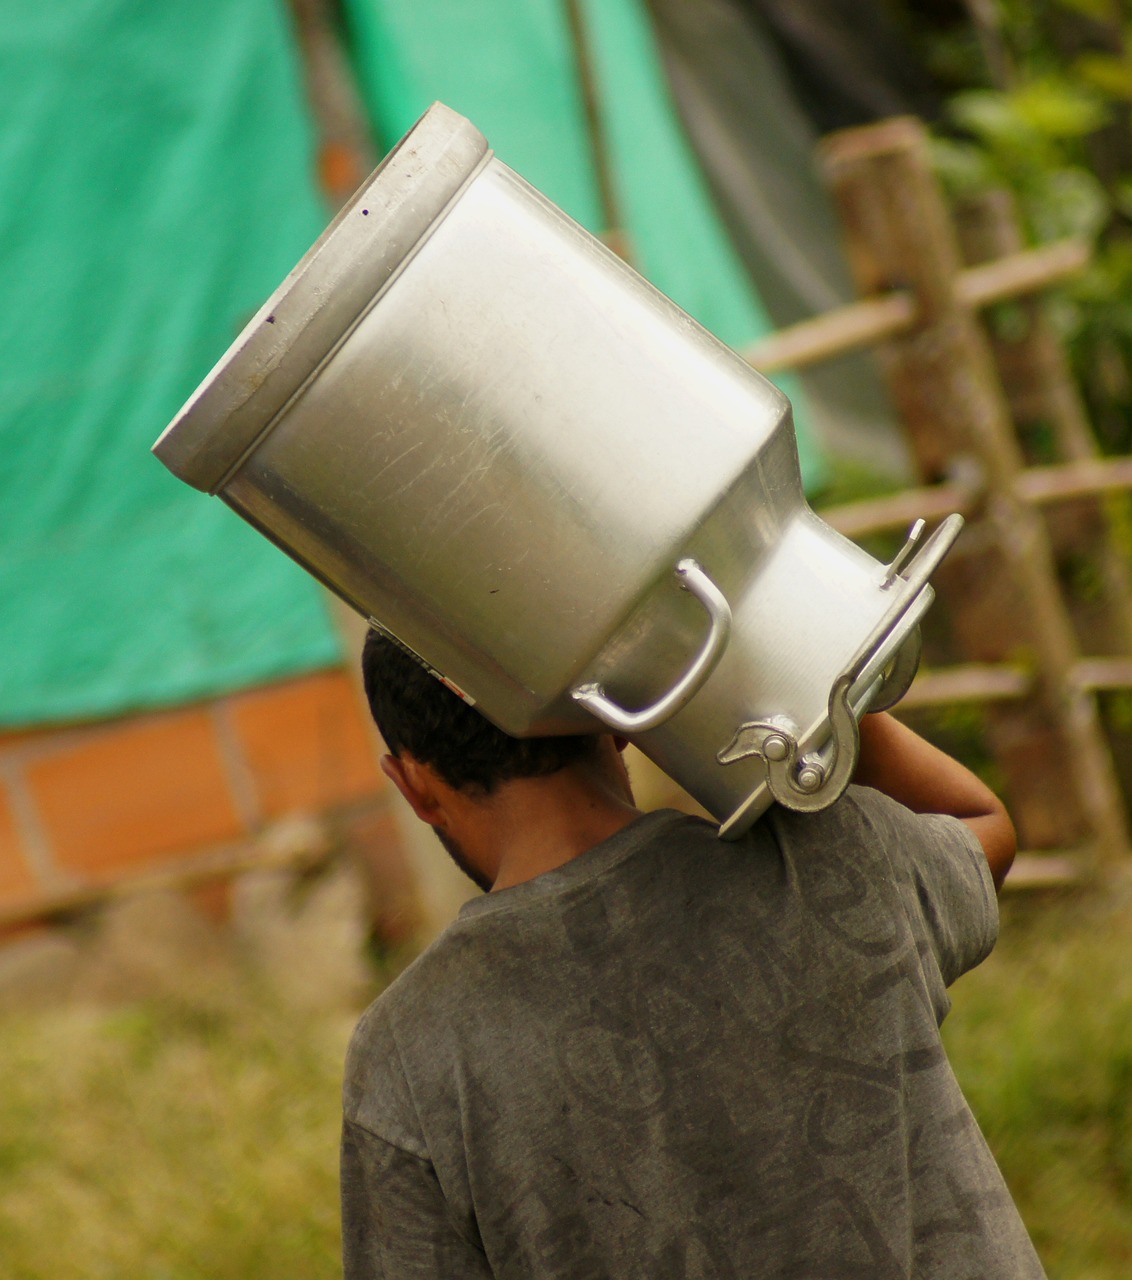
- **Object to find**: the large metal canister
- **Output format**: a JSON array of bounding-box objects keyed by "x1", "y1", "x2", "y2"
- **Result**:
[{"x1": 154, "y1": 102, "x2": 960, "y2": 837}]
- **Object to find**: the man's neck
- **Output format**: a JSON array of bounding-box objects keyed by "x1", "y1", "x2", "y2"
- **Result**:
[
  {"x1": 486, "y1": 770, "x2": 641, "y2": 891},
  {"x1": 435, "y1": 742, "x2": 639, "y2": 892}
]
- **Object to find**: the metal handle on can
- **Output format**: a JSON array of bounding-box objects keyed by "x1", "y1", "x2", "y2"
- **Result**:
[{"x1": 571, "y1": 559, "x2": 732, "y2": 734}]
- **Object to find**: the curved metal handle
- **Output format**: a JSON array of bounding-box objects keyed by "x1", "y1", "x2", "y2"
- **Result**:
[
  {"x1": 772, "y1": 672, "x2": 861, "y2": 813},
  {"x1": 715, "y1": 673, "x2": 861, "y2": 820},
  {"x1": 570, "y1": 559, "x2": 732, "y2": 734}
]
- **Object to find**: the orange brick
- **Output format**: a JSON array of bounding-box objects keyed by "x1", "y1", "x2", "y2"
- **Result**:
[
  {"x1": 227, "y1": 670, "x2": 384, "y2": 820},
  {"x1": 0, "y1": 784, "x2": 40, "y2": 902},
  {"x1": 27, "y1": 710, "x2": 246, "y2": 879}
]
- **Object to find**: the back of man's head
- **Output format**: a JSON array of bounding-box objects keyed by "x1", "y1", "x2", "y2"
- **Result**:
[{"x1": 361, "y1": 629, "x2": 600, "y2": 794}]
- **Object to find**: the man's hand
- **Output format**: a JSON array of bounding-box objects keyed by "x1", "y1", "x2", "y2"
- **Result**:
[{"x1": 853, "y1": 712, "x2": 1016, "y2": 890}]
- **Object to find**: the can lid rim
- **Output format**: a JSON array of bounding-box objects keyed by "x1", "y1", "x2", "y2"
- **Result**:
[{"x1": 152, "y1": 102, "x2": 491, "y2": 492}]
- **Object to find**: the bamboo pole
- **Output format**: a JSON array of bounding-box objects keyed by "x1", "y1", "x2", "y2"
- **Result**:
[
  {"x1": 286, "y1": 0, "x2": 378, "y2": 206},
  {"x1": 745, "y1": 237, "x2": 1089, "y2": 374},
  {"x1": 956, "y1": 190, "x2": 1132, "y2": 660},
  {"x1": 885, "y1": 657, "x2": 1132, "y2": 712},
  {"x1": 956, "y1": 237, "x2": 1090, "y2": 310},
  {"x1": 901, "y1": 664, "x2": 1033, "y2": 708},
  {"x1": 563, "y1": 0, "x2": 632, "y2": 261},
  {"x1": 1006, "y1": 854, "x2": 1085, "y2": 889},
  {"x1": 821, "y1": 482, "x2": 979, "y2": 539},
  {"x1": 746, "y1": 292, "x2": 915, "y2": 373},
  {"x1": 283, "y1": 8, "x2": 472, "y2": 939},
  {"x1": 1071, "y1": 657, "x2": 1132, "y2": 692},
  {"x1": 0, "y1": 822, "x2": 333, "y2": 931},
  {"x1": 820, "y1": 460, "x2": 1132, "y2": 541},
  {"x1": 1014, "y1": 457, "x2": 1132, "y2": 505}
]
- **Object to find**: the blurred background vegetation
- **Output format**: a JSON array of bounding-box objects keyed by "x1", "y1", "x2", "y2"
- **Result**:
[
  {"x1": 945, "y1": 885, "x2": 1132, "y2": 1280},
  {"x1": 911, "y1": 0, "x2": 1132, "y2": 457},
  {"x1": 1, "y1": 869, "x2": 1131, "y2": 1279}
]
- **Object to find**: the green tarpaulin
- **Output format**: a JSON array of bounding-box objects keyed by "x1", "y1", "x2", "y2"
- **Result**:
[
  {"x1": 0, "y1": 0, "x2": 342, "y2": 726},
  {"x1": 1, "y1": 0, "x2": 822, "y2": 728},
  {"x1": 345, "y1": 0, "x2": 821, "y2": 481}
]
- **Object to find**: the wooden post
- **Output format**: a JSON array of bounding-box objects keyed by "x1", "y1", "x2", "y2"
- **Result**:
[
  {"x1": 955, "y1": 189, "x2": 1132, "y2": 658},
  {"x1": 820, "y1": 117, "x2": 1129, "y2": 864},
  {"x1": 287, "y1": 0, "x2": 378, "y2": 207},
  {"x1": 562, "y1": 0, "x2": 633, "y2": 261}
]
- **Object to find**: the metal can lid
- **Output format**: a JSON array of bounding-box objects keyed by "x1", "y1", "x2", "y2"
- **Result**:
[{"x1": 152, "y1": 102, "x2": 491, "y2": 492}]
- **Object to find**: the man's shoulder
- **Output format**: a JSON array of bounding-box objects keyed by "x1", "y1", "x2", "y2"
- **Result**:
[
  {"x1": 353, "y1": 914, "x2": 488, "y2": 1044},
  {"x1": 771, "y1": 782, "x2": 980, "y2": 863},
  {"x1": 820, "y1": 784, "x2": 998, "y2": 986},
  {"x1": 342, "y1": 814, "x2": 715, "y2": 1113},
  {"x1": 343, "y1": 919, "x2": 489, "y2": 1148}
]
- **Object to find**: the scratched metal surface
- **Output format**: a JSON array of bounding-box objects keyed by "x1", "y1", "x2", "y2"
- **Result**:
[
  {"x1": 160, "y1": 105, "x2": 946, "y2": 833},
  {"x1": 223, "y1": 160, "x2": 795, "y2": 730}
]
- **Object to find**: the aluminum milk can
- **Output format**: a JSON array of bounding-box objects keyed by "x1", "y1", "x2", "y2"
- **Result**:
[{"x1": 153, "y1": 102, "x2": 961, "y2": 837}]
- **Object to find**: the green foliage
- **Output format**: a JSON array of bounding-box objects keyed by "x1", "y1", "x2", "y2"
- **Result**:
[
  {"x1": 922, "y1": 0, "x2": 1132, "y2": 452},
  {"x1": 954, "y1": 78, "x2": 1109, "y2": 143},
  {"x1": 809, "y1": 456, "x2": 906, "y2": 510},
  {"x1": 899, "y1": 701, "x2": 1006, "y2": 794},
  {"x1": 933, "y1": 80, "x2": 1111, "y2": 242},
  {"x1": 945, "y1": 885, "x2": 1132, "y2": 1277},
  {"x1": 1105, "y1": 688, "x2": 1132, "y2": 733},
  {"x1": 1055, "y1": 0, "x2": 1119, "y2": 22},
  {"x1": 1076, "y1": 50, "x2": 1132, "y2": 100}
]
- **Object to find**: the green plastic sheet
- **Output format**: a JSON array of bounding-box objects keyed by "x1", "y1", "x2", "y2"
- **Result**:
[
  {"x1": 344, "y1": 0, "x2": 823, "y2": 481},
  {"x1": 0, "y1": 0, "x2": 341, "y2": 726},
  {"x1": 0, "y1": 0, "x2": 825, "y2": 729}
]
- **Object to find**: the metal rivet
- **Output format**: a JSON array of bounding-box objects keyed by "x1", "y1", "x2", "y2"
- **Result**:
[
  {"x1": 796, "y1": 763, "x2": 824, "y2": 792},
  {"x1": 763, "y1": 733, "x2": 789, "y2": 762}
]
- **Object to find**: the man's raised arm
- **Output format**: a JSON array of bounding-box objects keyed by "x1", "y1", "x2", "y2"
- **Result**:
[{"x1": 853, "y1": 711, "x2": 1017, "y2": 890}]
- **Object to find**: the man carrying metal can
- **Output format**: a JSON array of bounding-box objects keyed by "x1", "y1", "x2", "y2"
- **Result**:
[{"x1": 340, "y1": 628, "x2": 1044, "y2": 1279}]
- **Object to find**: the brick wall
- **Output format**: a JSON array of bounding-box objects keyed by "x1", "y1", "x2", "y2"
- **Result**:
[{"x1": 0, "y1": 669, "x2": 410, "y2": 930}]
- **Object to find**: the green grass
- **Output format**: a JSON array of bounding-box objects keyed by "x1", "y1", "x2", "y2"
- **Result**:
[
  {"x1": 1, "y1": 886, "x2": 1131, "y2": 1278},
  {"x1": 0, "y1": 983, "x2": 364, "y2": 1280},
  {"x1": 944, "y1": 882, "x2": 1132, "y2": 1279}
]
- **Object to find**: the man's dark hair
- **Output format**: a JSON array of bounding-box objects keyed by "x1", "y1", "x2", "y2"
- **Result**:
[{"x1": 361, "y1": 628, "x2": 600, "y2": 793}]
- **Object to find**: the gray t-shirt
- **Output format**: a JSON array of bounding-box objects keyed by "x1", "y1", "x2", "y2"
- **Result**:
[{"x1": 342, "y1": 786, "x2": 1045, "y2": 1278}]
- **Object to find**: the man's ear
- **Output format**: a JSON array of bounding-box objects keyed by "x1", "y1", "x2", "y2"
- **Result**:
[{"x1": 380, "y1": 753, "x2": 447, "y2": 828}]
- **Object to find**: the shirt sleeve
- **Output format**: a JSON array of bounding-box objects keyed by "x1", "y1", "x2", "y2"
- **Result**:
[
  {"x1": 856, "y1": 786, "x2": 999, "y2": 988},
  {"x1": 341, "y1": 1119, "x2": 493, "y2": 1280}
]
